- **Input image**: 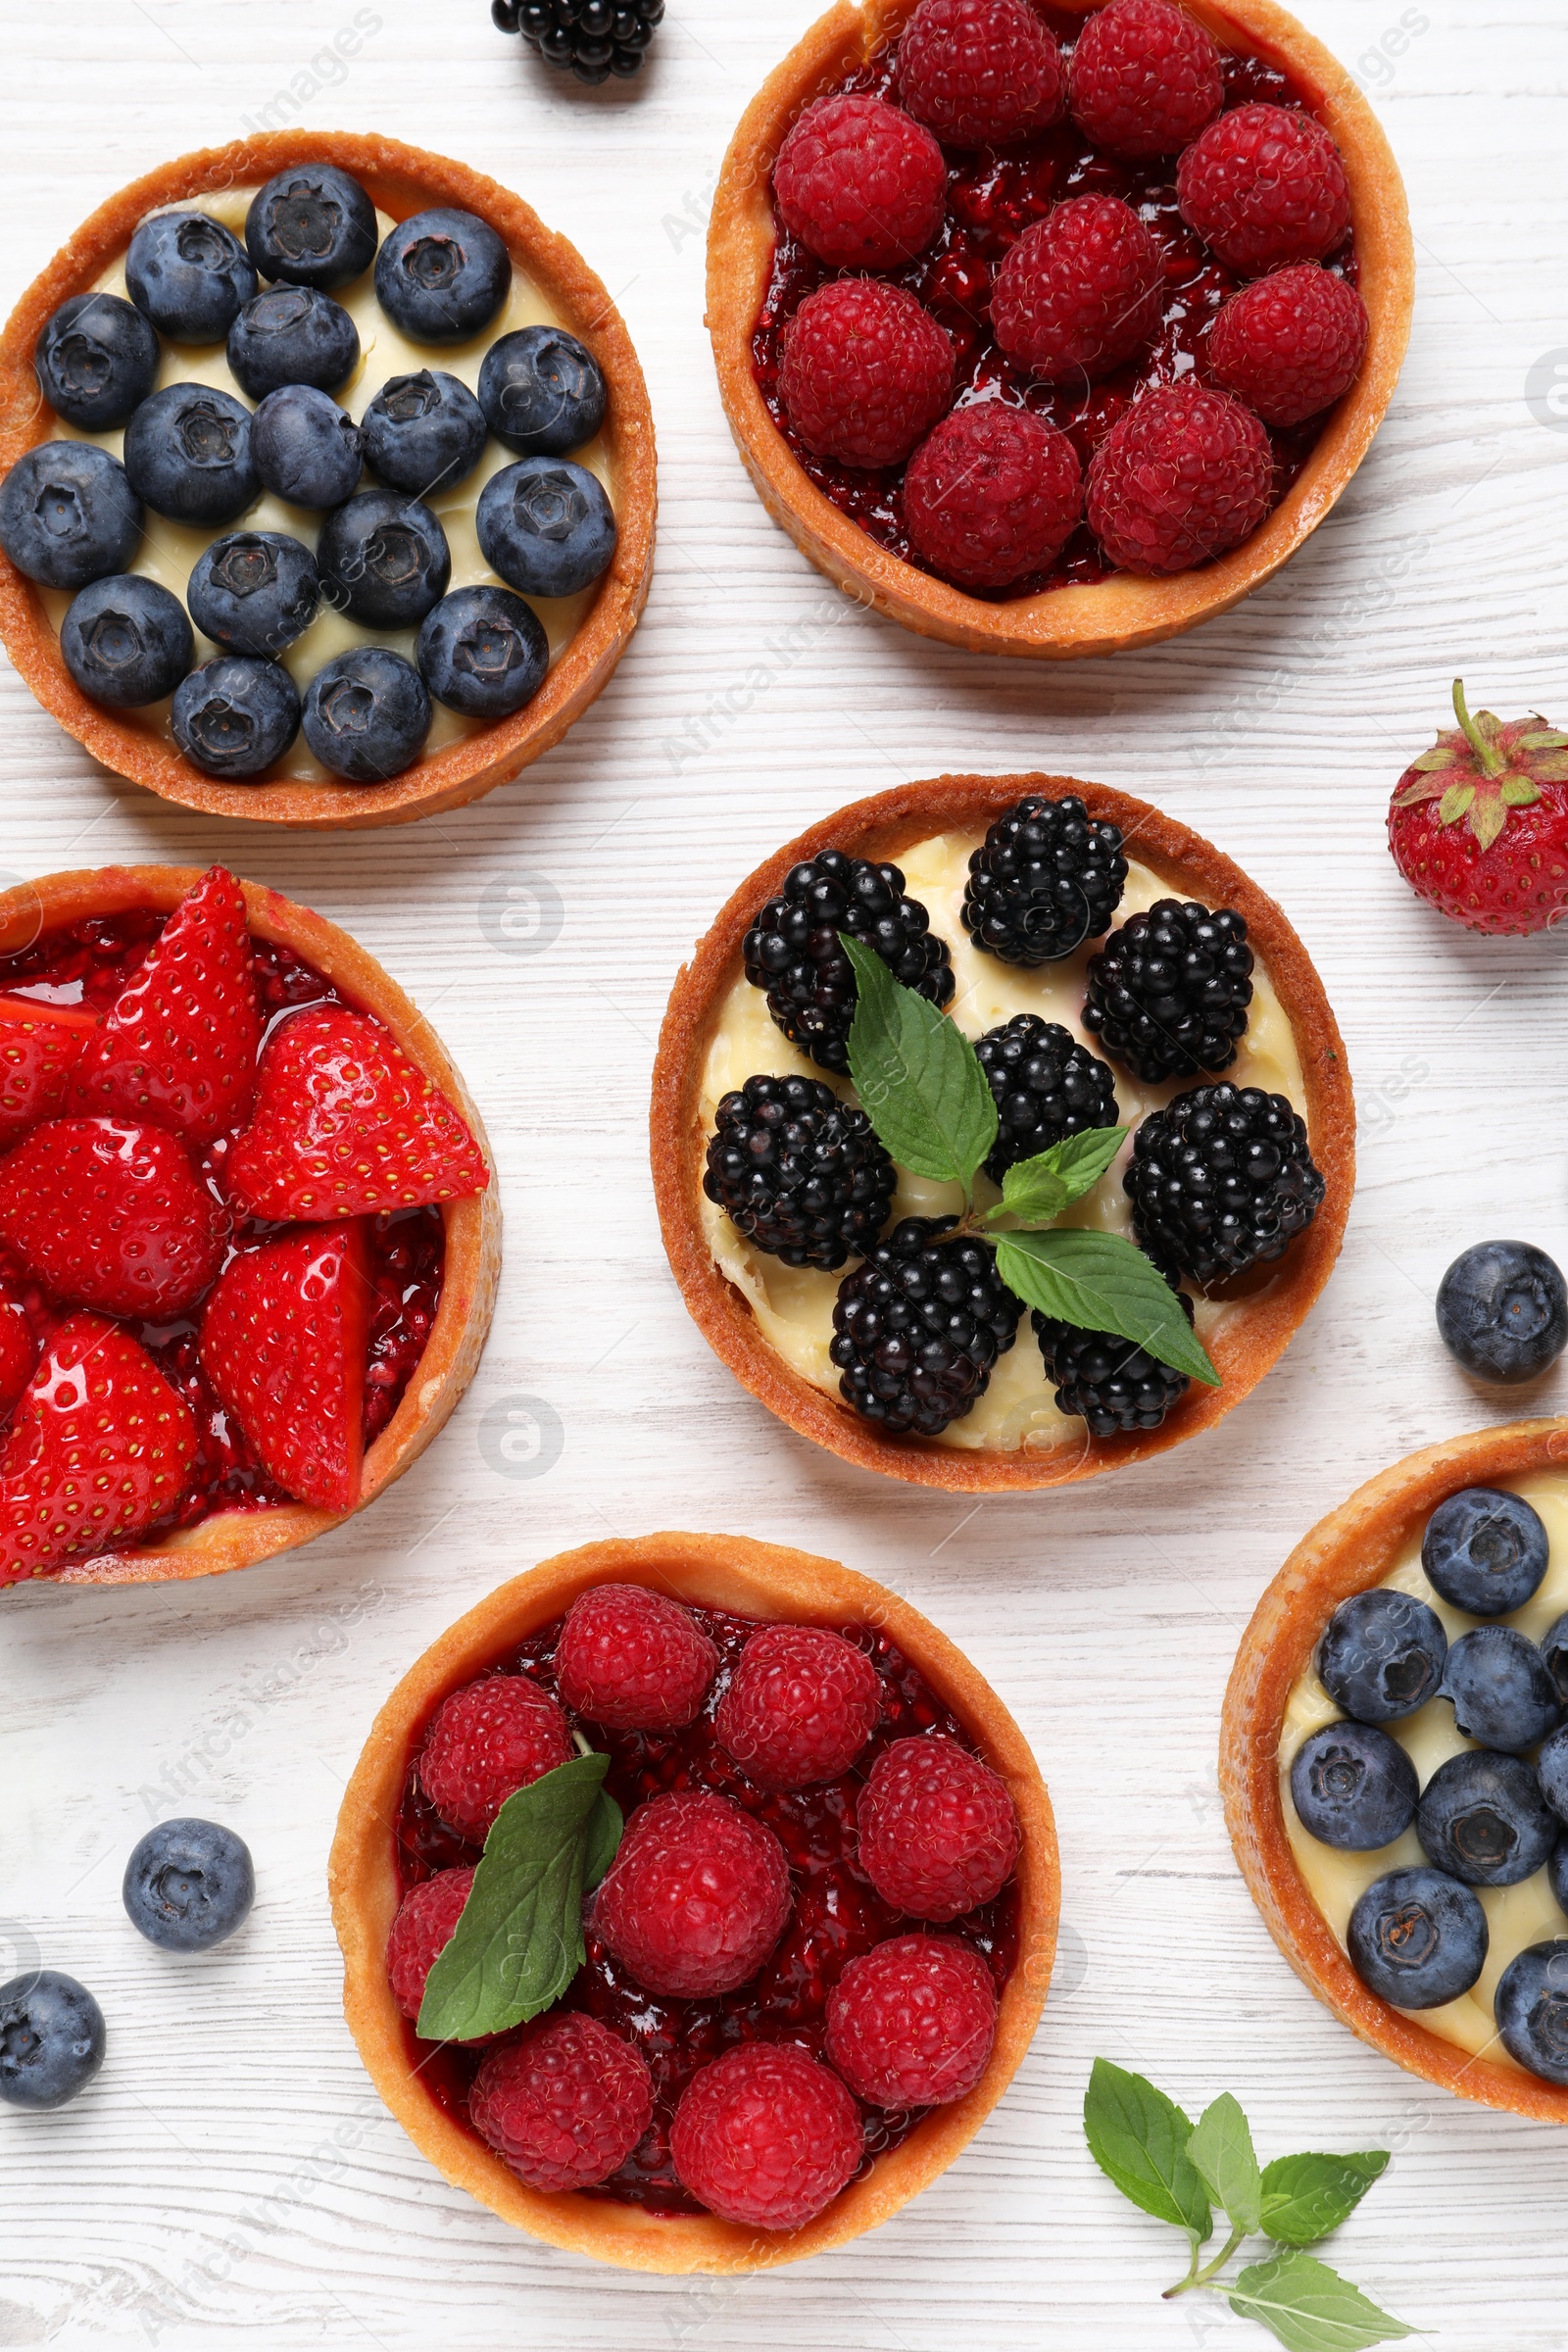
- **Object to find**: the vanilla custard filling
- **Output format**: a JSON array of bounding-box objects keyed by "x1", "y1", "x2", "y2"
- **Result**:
[
  {"x1": 1281, "y1": 1472, "x2": 1568, "y2": 2074},
  {"x1": 44, "y1": 186, "x2": 615, "y2": 786},
  {"x1": 698, "y1": 833, "x2": 1309, "y2": 1454}
]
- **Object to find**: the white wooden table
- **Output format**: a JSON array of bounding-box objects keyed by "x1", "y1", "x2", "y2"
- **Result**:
[{"x1": 1, "y1": 3, "x2": 1565, "y2": 2344}]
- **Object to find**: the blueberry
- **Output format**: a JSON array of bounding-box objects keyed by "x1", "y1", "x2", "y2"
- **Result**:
[
  {"x1": 172, "y1": 655, "x2": 301, "y2": 779},
  {"x1": 1421, "y1": 1487, "x2": 1550, "y2": 1616},
  {"x1": 361, "y1": 369, "x2": 487, "y2": 496},
  {"x1": 1494, "y1": 1939, "x2": 1568, "y2": 2083},
  {"x1": 122, "y1": 1818, "x2": 255, "y2": 1950},
  {"x1": 1416, "y1": 1747, "x2": 1557, "y2": 1885},
  {"x1": 373, "y1": 208, "x2": 511, "y2": 342},
  {"x1": 1536, "y1": 1723, "x2": 1568, "y2": 1826},
  {"x1": 125, "y1": 211, "x2": 258, "y2": 343},
  {"x1": 1317, "y1": 1589, "x2": 1448, "y2": 1726},
  {"x1": 61, "y1": 574, "x2": 193, "y2": 707},
  {"x1": 1437, "y1": 1240, "x2": 1568, "y2": 1384},
  {"x1": 478, "y1": 325, "x2": 607, "y2": 456},
  {"x1": 251, "y1": 384, "x2": 363, "y2": 509},
  {"x1": 416, "y1": 585, "x2": 549, "y2": 718},
  {"x1": 318, "y1": 489, "x2": 450, "y2": 627},
  {"x1": 1440, "y1": 1626, "x2": 1560, "y2": 1753},
  {"x1": 0, "y1": 1970, "x2": 106, "y2": 2109},
  {"x1": 122, "y1": 382, "x2": 258, "y2": 526},
  {"x1": 1551, "y1": 1833, "x2": 1568, "y2": 1914},
  {"x1": 0, "y1": 442, "x2": 143, "y2": 589},
  {"x1": 1289, "y1": 1721, "x2": 1417, "y2": 1850},
  {"x1": 1346, "y1": 1867, "x2": 1488, "y2": 2008},
  {"x1": 1543, "y1": 1612, "x2": 1568, "y2": 1707},
  {"x1": 188, "y1": 530, "x2": 319, "y2": 658},
  {"x1": 302, "y1": 646, "x2": 431, "y2": 782},
  {"x1": 227, "y1": 286, "x2": 360, "y2": 401},
  {"x1": 476, "y1": 458, "x2": 616, "y2": 598},
  {"x1": 245, "y1": 164, "x2": 378, "y2": 290},
  {"x1": 34, "y1": 293, "x2": 161, "y2": 430}
]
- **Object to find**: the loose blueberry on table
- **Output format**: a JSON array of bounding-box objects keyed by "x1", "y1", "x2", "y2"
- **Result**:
[{"x1": 0, "y1": 865, "x2": 489, "y2": 1585}]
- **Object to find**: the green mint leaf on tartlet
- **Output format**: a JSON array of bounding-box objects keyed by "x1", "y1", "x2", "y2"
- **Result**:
[
  {"x1": 1258, "y1": 2152, "x2": 1391, "y2": 2248},
  {"x1": 1082, "y1": 2057, "x2": 1213, "y2": 2244},
  {"x1": 839, "y1": 931, "x2": 996, "y2": 1190},
  {"x1": 1188, "y1": 2092, "x2": 1264, "y2": 2235},
  {"x1": 416, "y1": 1750, "x2": 620, "y2": 2043},
  {"x1": 995, "y1": 1230, "x2": 1220, "y2": 1387},
  {"x1": 998, "y1": 1126, "x2": 1128, "y2": 1228},
  {"x1": 1226, "y1": 2251, "x2": 1416, "y2": 2351}
]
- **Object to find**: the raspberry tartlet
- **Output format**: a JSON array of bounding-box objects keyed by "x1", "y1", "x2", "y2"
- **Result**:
[
  {"x1": 329, "y1": 1532, "x2": 1056, "y2": 2271},
  {"x1": 0, "y1": 863, "x2": 499, "y2": 1588},
  {"x1": 0, "y1": 130, "x2": 656, "y2": 830},
  {"x1": 1223, "y1": 1419, "x2": 1568, "y2": 2125},
  {"x1": 708, "y1": 0, "x2": 1412, "y2": 659},
  {"x1": 651, "y1": 775, "x2": 1353, "y2": 1492}
]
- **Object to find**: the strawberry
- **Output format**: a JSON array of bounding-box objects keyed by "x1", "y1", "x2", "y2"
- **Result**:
[
  {"x1": 225, "y1": 1006, "x2": 489, "y2": 1221},
  {"x1": 199, "y1": 1222, "x2": 370, "y2": 1512},
  {"x1": 0, "y1": 1311, "x2": 198, "y2": 1584},
  {"x1": 71, "y1": 866, "x2": 262, "y2": 1147},
  {"x1": 0, "y1": 996, "x2": 100, "y2": 1149},
  {"x1": 1389, "y1": 680, "x2": 1568, "y2": 936},
  {"x1": 0, "y1": 1119, "x2": 228, "y2": 1320},
  {"x1": 0, "y1": 1288, "x2": 34, "y2": 1422}
]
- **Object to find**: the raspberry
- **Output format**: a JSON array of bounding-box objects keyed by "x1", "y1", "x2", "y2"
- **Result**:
[
  {"x1": 904, "y1": 404, "x2": 1082, "y2": 589},
  {"x1": 669, "y1": 2041, "x2": 863, "y2": 2230},
  {"x1": 1086, "y1": 381, "x2": 1273, "y2": 576},
  {"x1": 1067, "y1": 0, "x2": 1223, "y2": 161},
  {"x1": 779, "y1": 278, "x2": 954, "y2": 468},
  {"x1": 856, "y1": 1734, "x2": 1020, "y2": 1922},
  {"x1": 417, "y1": 1674, "x2": 574, "y2": 1844},
  {"x1": 897, "y1": 0, "x2": 1066, "y2": 149},
  {"x1": 774, "y1": 92, "x2": 948, "y2": 270},
  {"x1": 1207, "y1": 263, "x2": 1369, "y2": 427},
  {"x1": 824, "y1": 1933, "x2": 998, "y2": 2108},
  {"x1": 991, "y1": 197, "x2": 1165, "y2": 382},
  {"x1": 554, "y1": 1583, "x2": 718, "y2": 1731},
  {"x1": 385, "y1": 1866, "x2": 474, "y2": 2021},
  {"x1": 592, "y1": 1790, "x2": 792, "y2": 1996},
  {"x1": 1176, "y1": 104, "x2": 1352, "y2": 275},
  {"x1": 715, "y1": 1623, "x2": 882, "y2": 1791},
  {"x1": 468, "y1": 2015, "x2": 654, "y2": 2193}
]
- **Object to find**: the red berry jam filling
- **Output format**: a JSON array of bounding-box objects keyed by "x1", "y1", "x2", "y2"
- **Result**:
[
  {"x1": 754, "y1": 16, "x2": 1355, "y2": 599},
  {"x1": 395, "y1": 1608, "x2": 1020, "y2": 2215}
]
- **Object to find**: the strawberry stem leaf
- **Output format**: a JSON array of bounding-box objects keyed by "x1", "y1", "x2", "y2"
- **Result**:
[{"x1": 1452, "y1": 678, "x2": 1506, "y2": 778}]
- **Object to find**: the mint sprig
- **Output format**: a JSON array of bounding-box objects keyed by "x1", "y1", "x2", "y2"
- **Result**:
[
  {"x1": 1084, "y1": 2061, "x2": 1412, "y2": 2351},
  {"x1": 840, "y1": 932, "x2": 997, "y2": 1189}
]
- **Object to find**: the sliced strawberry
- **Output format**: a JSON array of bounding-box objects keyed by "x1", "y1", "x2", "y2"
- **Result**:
[
  {"x1": 226, "y1": 1006, "x2": 489, "y2": 1221},
  {"x1": 71, "y1": 866, "x2": 262, "y2": 1147},
  {"x1": 0, "y1": 1289, "x2": 34, "y2": 1423},
  {"x1": 0, "y1": 996, "x2": 101, "y2": 1149},
  {"x1": 0, "y1": 1119, "x2": 228, "y2": 1320},
  {"x1": 200, "y1": 1221, "x2": 370, "y2": 1512},
  {"x1": 0, "y1": 1311, "x2": 198, "y2": 1584}
]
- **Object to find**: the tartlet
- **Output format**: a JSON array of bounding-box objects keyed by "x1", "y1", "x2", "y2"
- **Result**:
[
  {"x1": 1222, "y1": 1419, "x2": 1568, "y2": 2125},
  {"x1": 328, "y1": 1531, "x2": 1057, "y2": 2273},
  {"x1": 706, "y1": 0, "x2": 1414, "y2": 661},
  {"x1": 651, "y1": 774, "x2": 1354, "y2": 1492},
  {"x1": 0, "y1": 864, "x2": 501, "y2": 1587},
  {"x1": 0, "y1": 130, "x2": 657, "y2": 830}
]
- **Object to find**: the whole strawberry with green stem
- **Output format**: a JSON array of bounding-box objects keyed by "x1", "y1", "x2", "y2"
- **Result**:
[{"x1": 1388, "y1": 679, "x2": 1568, "y2": 935}]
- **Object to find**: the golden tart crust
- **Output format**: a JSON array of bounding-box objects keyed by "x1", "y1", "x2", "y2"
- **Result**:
[
  {"x1": 327, "y1": 1530, "x2": 1058, "y2": 2274},
  {"x1": 0, "y1": 864, "x2": 501, "y2": 1588},
  {"x1": 706, "y1": 0, "x2": 1414, "y2": 661},
  {"x1": 650, "y1": 774, "x2": 1354, "y2": 1493},
  {"x1": 0, "y1": 130, "x2": 657, "y2": 831},
  {"x1": 1221, "y1": 1418, "x2": 1568, "y2": 2124}
]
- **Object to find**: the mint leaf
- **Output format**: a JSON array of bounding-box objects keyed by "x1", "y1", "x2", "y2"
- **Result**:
[
  {"x1": 1083, "y1": 2058, "x2": 1212, "y2": 2243},
  {"x1": 1227, "y1": 2252, "x2": 1415, "y2": 2350},
  {"x1": 839, "y1": 933, "x2": 996, "y2": 1189},
  {"x1": 999, "y1": 1127, "x2": 1127, "y2": 1228},
  {"x1": 1260, "y1": 2152, "x2": 1390, "y2": 2248},
  {"x1": 1188, "y1": 2092, "x2": 1263, "y2": 2234},
  {"x1": 416, "y1": 1751, "x2": 618, "y2": 2042},
  {"x1": 995, "y1": 1229, "x2": 1220, "y2": 1387}
]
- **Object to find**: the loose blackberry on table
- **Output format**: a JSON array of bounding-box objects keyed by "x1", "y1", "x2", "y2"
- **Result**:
[
  {"x1": 743, "y1": 850, "x2": 954, "y2": 1074},
  {"x1": 962, "y1": 793, "x2": 1128, "y2": 965},
  {"x1": 497, "y1": 0, "x2": 665, "y2": 85},
  {"x1": 704, "y1": 1072, "x2": 896, "y2": 1271},
  {"x1": 1126, "y1": 1082, "x2": 1325, "y2": 1286},
  {"x1": 1083, "y1": 899, "x2": 1254, "y2": 1085},
  {"x1": 975, "y1": 1014, "x2": 1118, "y2": 1184}
]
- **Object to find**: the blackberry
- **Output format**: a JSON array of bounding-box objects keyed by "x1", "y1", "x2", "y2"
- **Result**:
[
  {"x1": 974, "y1": 1014, "x2": 1118, "y2": 1184},
  {"x1": 830, "y1": 1217, "x2": 1019, "y2": 1438},
  {"x1": 1126, "y1": 1083, "x2": 1326, "y2": 1286},
  {"x1": 1082, "y1": 900, "x2": 1253, "y2": 1085},
  {"x1": 743, "y1": 850, "x2": 955, "y2": 1076},
  {"x1": 704, "y1": 1073, "x2": 897, "y2": 1272},
  {"x1": 962, "y1": 793, "x2": 1128, "y2": 966},
  {"x1": 1032, "y1": 1278, "x2": 1194, "y2": 1437},
  {"x1": 500, "y1": 0, "x2": 665, "y2": 83}
]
